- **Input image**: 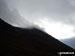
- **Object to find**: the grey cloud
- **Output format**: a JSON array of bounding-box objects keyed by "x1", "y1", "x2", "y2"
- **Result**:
[
  {"x1": 0, "y1": 0, "x2": 35, "y2": 28},
  {"x1": 0, "y1": 0, "x2": 75, "y2": 27}
]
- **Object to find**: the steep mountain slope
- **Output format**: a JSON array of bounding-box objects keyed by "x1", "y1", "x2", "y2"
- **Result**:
[{"x1": 0, "y1": 18, "x2": 75, "y2": 56}]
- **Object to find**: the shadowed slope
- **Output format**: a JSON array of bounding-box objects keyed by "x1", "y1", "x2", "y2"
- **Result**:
[{"x1": 0, "y1": 18, "x2": 75, "y2": 56}]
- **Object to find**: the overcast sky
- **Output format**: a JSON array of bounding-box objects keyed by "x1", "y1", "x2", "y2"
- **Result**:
[{"x1": 0, "y1": 0, "x2": 75, "y2": 39}]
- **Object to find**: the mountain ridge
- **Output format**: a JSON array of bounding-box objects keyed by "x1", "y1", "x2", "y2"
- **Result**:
[{"x1": 0, "y1": 18, "x2": 75, "y2": 56}]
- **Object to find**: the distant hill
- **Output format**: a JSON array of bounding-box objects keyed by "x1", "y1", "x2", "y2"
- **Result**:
[
  {"x1": 0, "y1": 18, "x2": 75, "y2": 56},
  {"x1": 60, "y1": 37, "x2": 75, "y2": 49}
]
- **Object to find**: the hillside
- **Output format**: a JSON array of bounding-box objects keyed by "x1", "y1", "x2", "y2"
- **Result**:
[{"x1": 0, "y1": 18, "x2": 75, "y2": 56}]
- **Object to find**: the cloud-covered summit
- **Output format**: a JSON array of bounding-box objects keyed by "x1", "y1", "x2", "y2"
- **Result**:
[{"x1": 0, "y1": 0, "x2": 75, "y2": 39}]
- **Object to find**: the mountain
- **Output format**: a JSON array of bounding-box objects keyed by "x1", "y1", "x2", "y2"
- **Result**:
[
  {"x1": 60, "y1": 37, "x2": 75, "y2": 49},
  {"x1": 0, "y1": 18, "x2": 75, "y2": 56}
]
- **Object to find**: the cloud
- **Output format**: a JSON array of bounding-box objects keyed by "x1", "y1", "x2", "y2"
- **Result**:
[
  {"x1": 0, "y1": 0, "x2": 75, "y2": 39},
  {"x1": 3, "y1": 0, "x2": 75, "y2": 24}
]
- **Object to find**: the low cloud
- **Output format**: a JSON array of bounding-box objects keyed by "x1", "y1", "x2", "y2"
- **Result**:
[{"x1": 0, "y1": 0, "x2": 75, "y2": 39}]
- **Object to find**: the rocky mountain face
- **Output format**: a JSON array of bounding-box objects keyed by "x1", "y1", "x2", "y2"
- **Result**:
[{"x1": 0, "y1": 18, "x2": 75, "y2": 56}]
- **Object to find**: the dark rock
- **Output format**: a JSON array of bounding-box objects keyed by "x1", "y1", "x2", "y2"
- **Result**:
[{"x1": 0, "y1": 18, "x2": 75, "y2": 56}]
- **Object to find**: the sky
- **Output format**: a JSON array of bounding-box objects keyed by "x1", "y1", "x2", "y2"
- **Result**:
[{"x1": 0, "y1": 0, "x2": 75, "y2": 40}]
